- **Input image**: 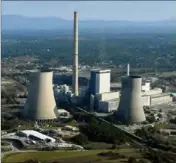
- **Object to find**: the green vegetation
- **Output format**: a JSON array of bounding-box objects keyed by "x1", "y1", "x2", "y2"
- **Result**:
[
  {"x1": 72, "y1": 112, "x2": 127, "y2": 144},
  {"x1": 83, "y1": 142, "x2": 114, "y2": 150},
  {"x1": 1, "y1": 147, "x2": 13, "y2": 152},
  {"x1": 3, "y1": 149, "x2": 141, "y2": 163},
  {"x1": 2, "y1": 33, "x2": 176, "y2": 71},
  {"x1": 80, "y1": 121, "x2": 126, "y2": 144},
  {"x1": 170, "y1": 118, "x2": 176, "y2": 124},
  {"x1": 71, "y1": 133, "x2": 88, "y2": 145},
  {"x1": 135, "y1": 126, "x2": 156, "y2": 140},
  {"x1": 144, "y1": 149, "x2": 176, "y2": 163},
  {"x1": 1, "y1": 141, "x2": 11, "y2": 146}
]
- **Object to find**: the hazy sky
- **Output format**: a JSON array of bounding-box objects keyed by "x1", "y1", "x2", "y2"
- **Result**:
[{"x1": 2, "y1": 1, "x2": 176, "y2": 21}]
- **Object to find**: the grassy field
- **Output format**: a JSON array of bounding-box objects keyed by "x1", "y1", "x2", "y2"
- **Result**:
[{"x1": 3, "y1": 149, "x2": 143, "y2": 163}]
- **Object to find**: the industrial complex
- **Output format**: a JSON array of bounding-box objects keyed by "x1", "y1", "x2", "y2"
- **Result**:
[
  {"x1": 2, "y1": 11, "x2": 176, "y2": 162},
  {"x1": 19, "y1": 11, "x2": 174, "y2": 125}
]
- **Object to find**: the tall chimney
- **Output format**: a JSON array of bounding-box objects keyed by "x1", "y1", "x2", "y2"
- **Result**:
[
  {"x1": 127, "y1": 63, "x2": 130, "y2": 76},
  {"x1": 73, "y1": 11, "x2": 79, "y2": 96}
]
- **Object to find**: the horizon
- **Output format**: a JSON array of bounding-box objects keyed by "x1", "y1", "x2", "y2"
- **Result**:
[
  {"x1": 2, "y1": 14, "x2": 176, "y2": 22},
  {"x1": 2, "y1": 1, "x2": 176, "y2": 21}
]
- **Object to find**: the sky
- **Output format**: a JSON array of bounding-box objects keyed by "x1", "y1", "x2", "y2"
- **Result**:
[{"x1": 2, "y1": 1, "x2": 176, "y2": 21}]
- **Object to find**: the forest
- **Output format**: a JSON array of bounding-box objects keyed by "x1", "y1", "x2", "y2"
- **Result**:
[{"x1": 2, "y1": 31, "x2": 176, "y2": 70}]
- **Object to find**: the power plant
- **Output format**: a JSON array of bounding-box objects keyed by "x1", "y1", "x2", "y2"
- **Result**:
[
  {"x1": 72, "y1": 11, "x2": 79, "y2": 96},
  {"x1": 22, "y1": 12, "x2": 172, "y2": 125},
  {"x1": 118, "y1": 76, "x2": 146, "y2": 123},
  {"x1": 24, "y1": 70, "x2": 58, "y2": 121},
  {"x1": 89, "y1": 69, "x2": 111, "y2": 95}
]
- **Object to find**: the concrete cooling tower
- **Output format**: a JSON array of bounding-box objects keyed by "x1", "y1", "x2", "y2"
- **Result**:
[
  {"x1": 24, "y1": 70, "x2": 58, "y2": 121},
  {"x1": 118, "y1": 76, "x2": 146, "y2": 123}
]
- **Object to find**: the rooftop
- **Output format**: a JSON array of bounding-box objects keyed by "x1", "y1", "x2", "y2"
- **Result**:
[
  {"x1": 100, "y1": 98, "x2": 119, "y2": 103},
  {"x1": 20, "y1": 130, "x2": 56, "y2": 142},
  {"x1": 57, "y1": 109, "x2": 70, "y2": 114},
  {"x1": 151, "y1": 93, "x2": 170, "y2": 98},
  {"x1": 91, "y1": 69, "x2": 111, "y2": 73}
]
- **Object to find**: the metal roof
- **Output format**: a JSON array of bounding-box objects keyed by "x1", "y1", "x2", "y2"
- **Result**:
[{"x1": 20, "y1": 130, "x2": 56, "y2": 142}]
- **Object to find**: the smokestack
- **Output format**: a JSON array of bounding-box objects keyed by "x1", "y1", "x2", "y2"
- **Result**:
[
  {"x1": 73, "y1": 11, "x2": 79, "y2": 96},
  {"x1": 127, "y1": 64, "x2": 130, "y2": 76}
]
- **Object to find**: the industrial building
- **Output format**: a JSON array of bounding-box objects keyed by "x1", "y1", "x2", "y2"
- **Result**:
[
  {"x1": 96, "y1": 92, "x2": 120, "y2": 112},
  {"x1": 141, "y1": 81, "x2": 173, "y2": 107},
  {"x1": 89, "y1": 69, "x2": 111, "y2": 95},
  {"x1": 24, "y1": 70, "x2": 58, "y2": 121},
  {"x1": 98, "y1": 99, "x2": 119, "y2": 112},
  {"x1": 118, "y1": 76, "x2": 146, "y2": 123},
  {"x1": 142, "y1": 81, "x2": 150, "y2": 92},
  {"x1": 150, "y1": 93, "x2": 173, "y2": 106},
  {"x1": 89, "y1": 69, "x2": 119, "y2": 113},
  {"x1": 142, "y1": 95, "x2": 151, "y2": 107},
  {"x1": 96, "y1": 91, "x2": 120, "y2": 101},
  {"x1": 57, "y1": 109, "x2": 71, "y2": 119},
  {"x1": 17, "y1": 130, "x2": 56, "y2": 143}
]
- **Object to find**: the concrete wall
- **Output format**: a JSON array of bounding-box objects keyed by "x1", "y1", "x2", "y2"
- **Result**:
[
  {"x1": 142, "y1": 88, "x2": 162, "y2": 96},
  {"x1": 90, "y1": 69, "x2": 110, "y2": 95},
  {"x1": 24, "y1": 71, "x2": 58, "y2": 120},
  {"x1": 142, "y1": 95, "x2": 151, "y2": 107},
  {"x1": 98, "y1": 99, "x2": 119, "y2": 113},
  {"x1": 96, "y1": 92, "x2": 120, "y2": 101},
  {"x1": 142, "y1": 82, "x2": 150, "y2": 91},
  {"x1": 151, "y1": 95, "x2": 173, "y2": 106},
  {"x1": 96, "y1": 71, "x2": 110, "y2": 94}
]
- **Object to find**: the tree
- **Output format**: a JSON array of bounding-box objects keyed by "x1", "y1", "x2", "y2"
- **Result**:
[
  {"x1": 24, "y1": 160, "x2": 39, "y2": 163},
  {"x1": 71, "y1": 133, "x2": 88, "y2": 145},
  {"x1": 128, "y1": 157, "x2": 138, "y2": 163}
]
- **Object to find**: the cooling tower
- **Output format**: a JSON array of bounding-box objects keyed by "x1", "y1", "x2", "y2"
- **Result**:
[
  {"x1": 24, "y1": 70, "x2": 58, "y2": 121},
  {"x1": 118, "y1": 76, "x2": 146, "y2": 123}
]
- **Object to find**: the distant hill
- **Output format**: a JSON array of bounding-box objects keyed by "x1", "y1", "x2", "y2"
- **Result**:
[{"x1": 2, "y1": 15, "x2": 176, "y2": 33}]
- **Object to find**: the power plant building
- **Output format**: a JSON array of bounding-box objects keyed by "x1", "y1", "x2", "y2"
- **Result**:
[
  {"x1": 142, "y1": 82, "x2": 150, "y2": 92},
  {"x1": 142, "y1": 88, "x2": 163, "y2": 96},
  {"x1": 99, "y1": 99, "x2": 119, "y2": 113},
  {"x1": 24, "y1": 70, "x2": 58, "y2": 121},
  {"x1": 89, "y1": 69, "x2": 111, "y2": 95},
  {"x1": 89, "y1": 69, "x2": 119, "y2": 113},
  {"x1": 96, "y1": 91, "x2": 119, "y2": 101},
  {"x1": 150, "y1": 93, "x2": 172, "y2": 106},
  {"x1": 141, "y1": 82, "x2": 172, "y2": 107},
  {"x1": 118, "y1": 76, "x2": 146, "y2": 123}
]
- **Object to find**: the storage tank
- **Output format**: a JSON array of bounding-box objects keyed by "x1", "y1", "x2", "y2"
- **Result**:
[
  {"x1": 24, "y1": 70, "x2": 58, "y2": 121},
  {"x1": 118, "y1": 76, "x2": 146, "y2": 123}
]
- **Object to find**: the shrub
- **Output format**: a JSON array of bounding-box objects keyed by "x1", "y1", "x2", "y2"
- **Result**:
[
  {"x1": 128, "y1": 156, "x2": 138, "y2": 163},
  {"x1": 71, "y1": 133, "x2": 88, "y2": 145}
]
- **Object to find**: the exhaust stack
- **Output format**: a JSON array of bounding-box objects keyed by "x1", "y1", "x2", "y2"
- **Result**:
[
  {"x1": 73, "y1": 11, "x2": 79, "y2": 96},
  {"x1": 127, "y1": 64, "x2": 130, "y2": 76}
]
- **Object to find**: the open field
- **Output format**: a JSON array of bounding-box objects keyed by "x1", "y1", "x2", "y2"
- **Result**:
[{"x1": 2, "y1": 149, "x2": 144, "y2": 163}]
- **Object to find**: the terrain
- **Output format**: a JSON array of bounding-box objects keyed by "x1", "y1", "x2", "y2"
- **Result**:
[
  {"x1": 2, "y1": 31, "x2": 176, "y2": 71},
  {"x1": 2, "y1": 19, "x2": 176, "y2": 163}
]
